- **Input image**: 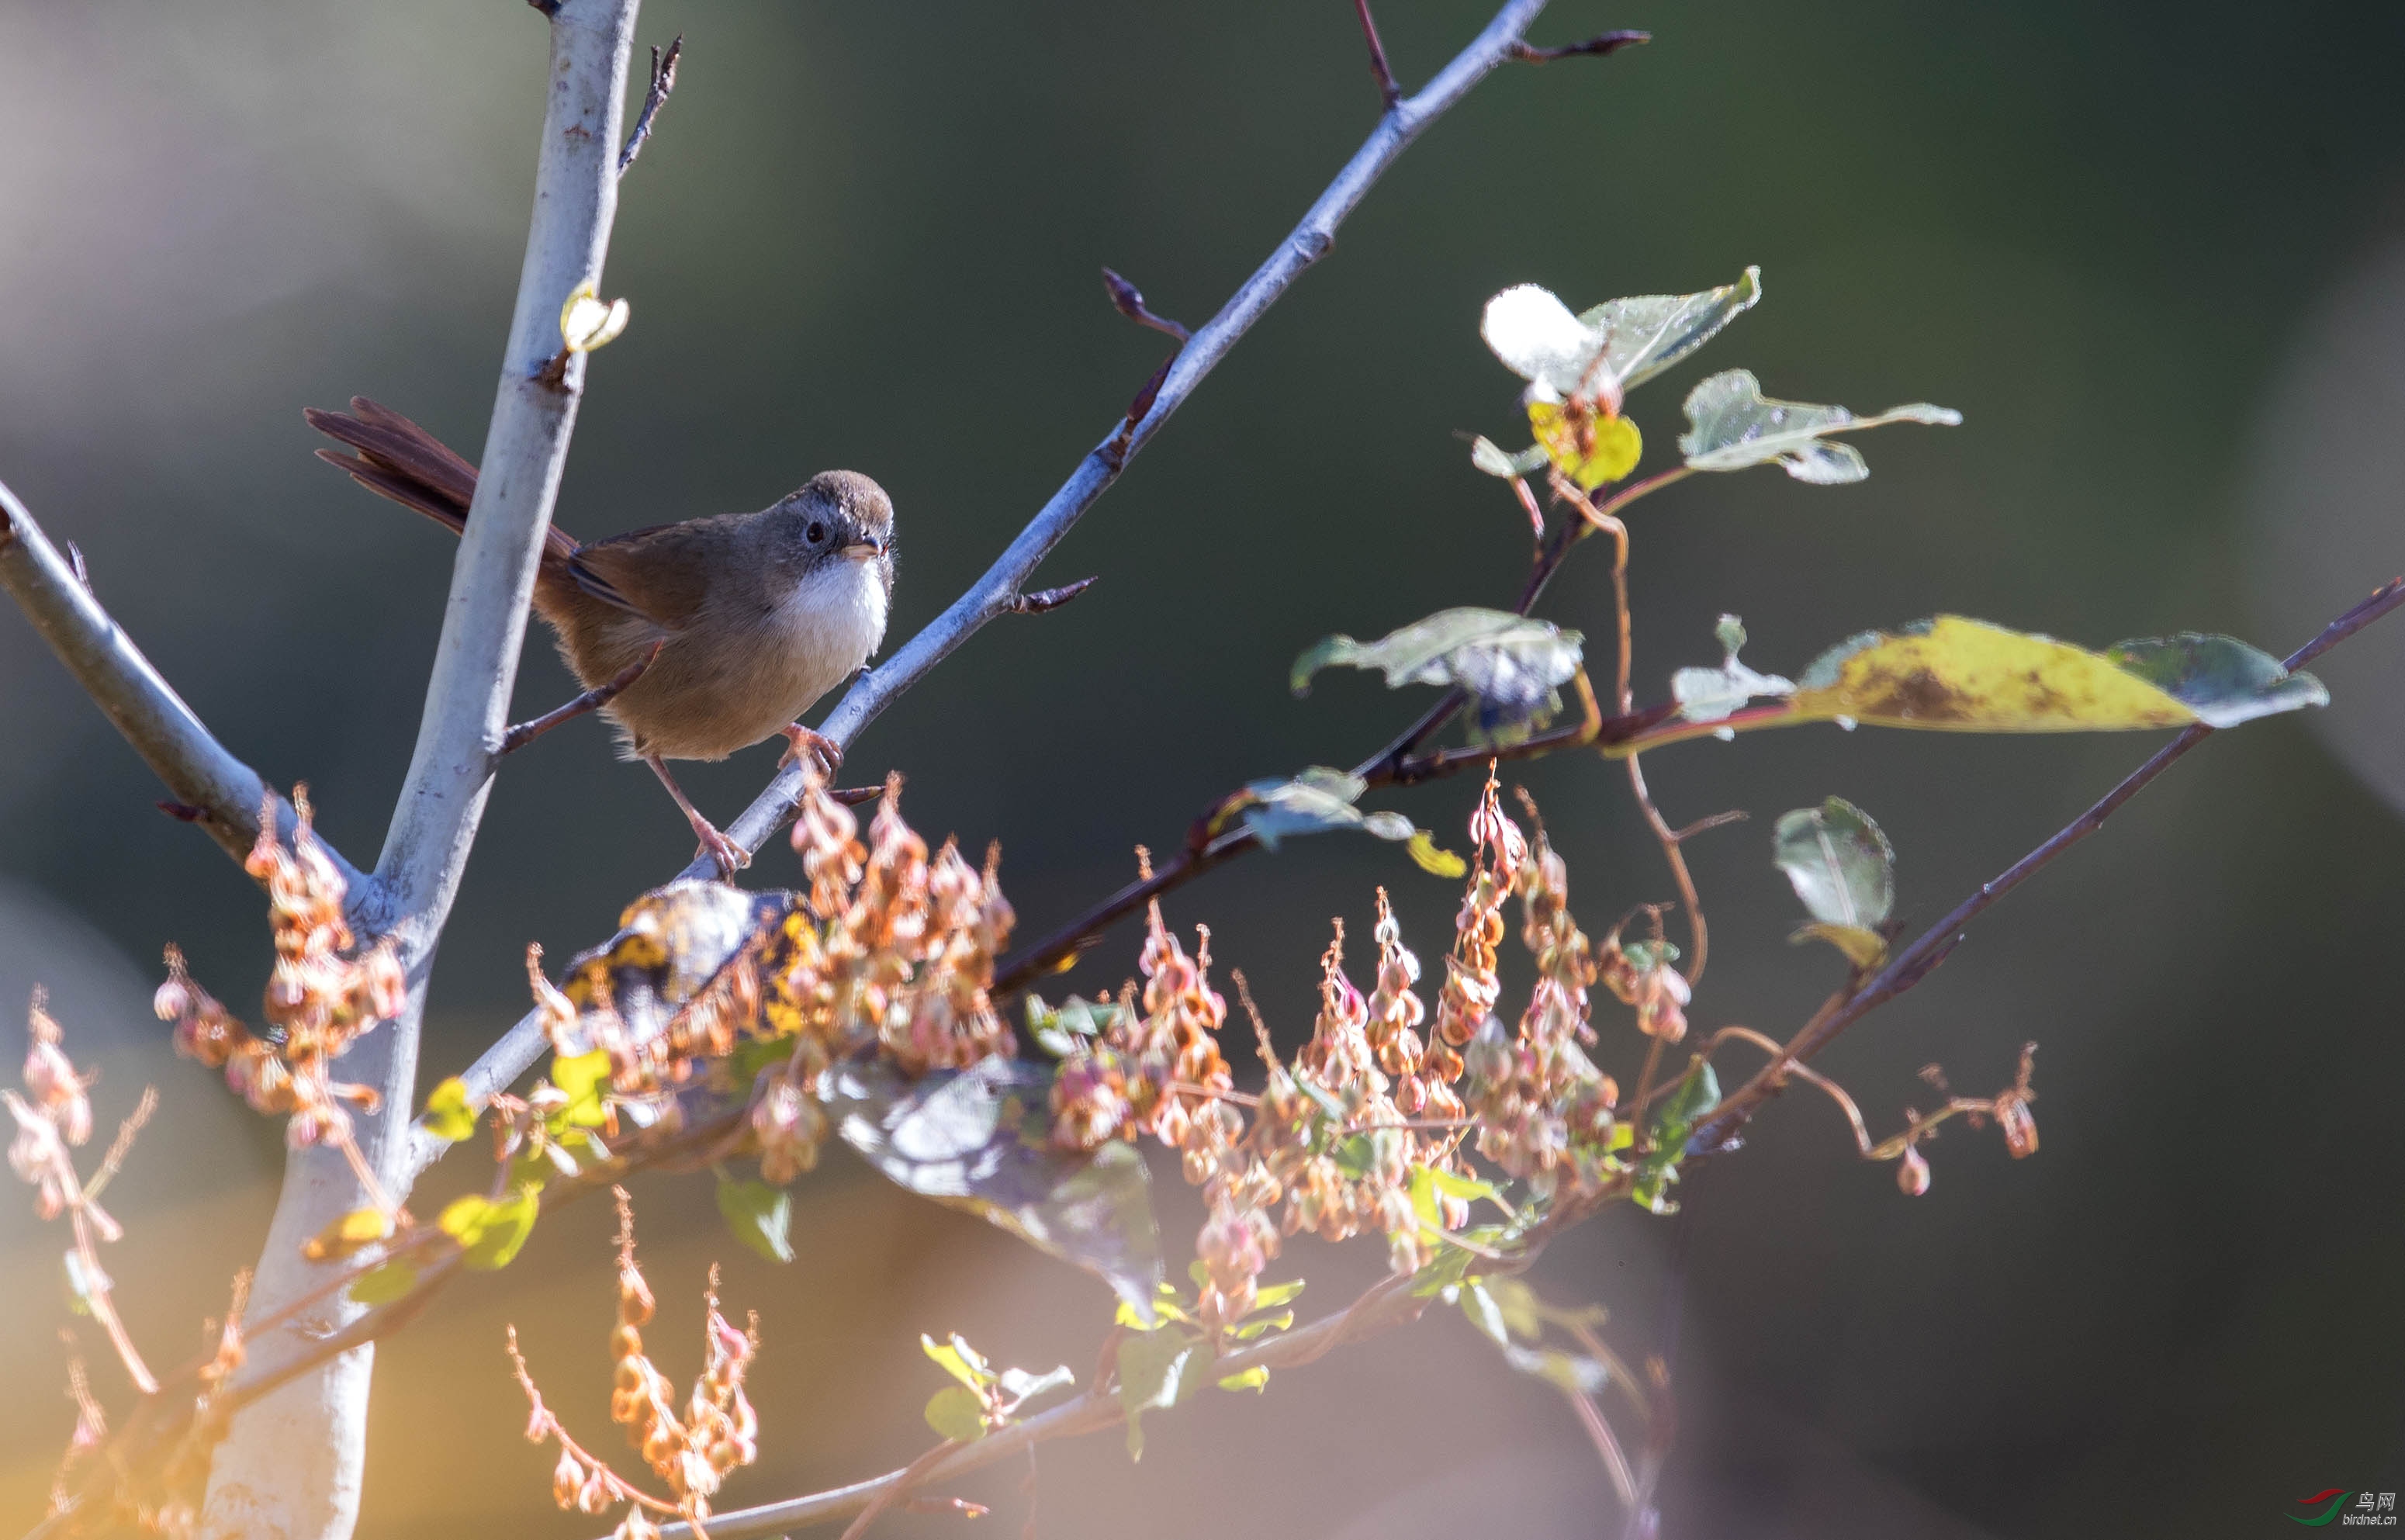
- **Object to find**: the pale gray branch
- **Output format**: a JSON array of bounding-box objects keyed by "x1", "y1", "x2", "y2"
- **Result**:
[
  {"x1": 375, "y1": 0, "x2": 641, "y2": 926},
  {"x1": 199, "y1": 5, "x2": 645, "y2": 1537},
  {"x1": 0, "y1": 481, "x2": 371, "y2": 893},
  {"x1": 400, "y1": 0, "x2": 1564, "y2": 1185}
]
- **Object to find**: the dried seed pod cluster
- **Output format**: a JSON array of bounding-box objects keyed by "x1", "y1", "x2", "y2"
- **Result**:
[
  {"x1": 513, "y1": 1190, "x2": 760, "y2": 1538},
  {"x1": 152, "y1": 791, "x2": 404, "y2": 1150}
]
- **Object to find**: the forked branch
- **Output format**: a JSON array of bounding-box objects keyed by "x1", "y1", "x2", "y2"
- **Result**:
[{"x1": 414, "y1": 0, "x2": 1634, "y2": 1169}]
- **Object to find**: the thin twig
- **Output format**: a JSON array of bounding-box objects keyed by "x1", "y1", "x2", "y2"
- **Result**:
[
  {"x1": 1557, "y1": 474, "x2": 1709, "y2": 986},
  {"x1": 1567, "y1": 1389, "x2": 1638, "y2": 1510},
  {"x1": 642, "y1": 1271, "x2": 1438, "y2": 1540},
  {"x1": 81, "y1": 1086, "x2": 157, "y2": 1203},
  {"x1": 711, "y1": 0, "x2": 1561, "y2": 859},
  {"x1": 618, "y1": 35, "x2": 683, "y2": 175},
  {"x1": 418, "y1": 0, "x2": 1579, "y2": 1165},
  {"x1": 1009, "y1": 577, "x2": 1099, "y2": 615},
  {"x1": 1509, "y1": 29, "x2": 1651, "y2": 64},
  {"x1": 1352, "y1": 0, "x2": 1403, "y2": 106},
  {"x1": 1099, "y1": 269, "x2": 1190, "y2": 342},
  {"x1": 1689, "y1": 573, "x2": 2405, "y2": 1152},
  {"x1": 837, "y1": 1438, "x2": 962, "y2": 1540}
]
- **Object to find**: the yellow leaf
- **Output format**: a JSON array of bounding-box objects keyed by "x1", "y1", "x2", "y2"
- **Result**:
[
  {"x1": 420, "y1": 1076, "x2": 478, "y2": 1144},
  {"x1": 1789, "y1": 922, "x2": 1889, "y2": 971},
  {"x1": 1405, "y1": 831, "x2": 1468, "y2": 879},
  {"x1": 1527, "y1": 399, "x2": 1642, "y2": 490},
  {"x1": 302, "y1": 1206, "x2": 392, "y2": 1262},
  {"x1": 1789, "y1": 616, "x2": 2196, "y2": 732},
  {"x1": 549, "y1": 1050, "x2": 612, "y2": 1128}
]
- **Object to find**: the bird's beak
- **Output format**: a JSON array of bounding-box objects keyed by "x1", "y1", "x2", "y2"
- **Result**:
[{"x1": 840, "y1": 536, "x2": 886, "y2": 561}]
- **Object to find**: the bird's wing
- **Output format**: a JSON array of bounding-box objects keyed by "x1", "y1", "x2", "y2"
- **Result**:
[{"x1": 565, "y1": 521, "x2": 722, "y2": 631}]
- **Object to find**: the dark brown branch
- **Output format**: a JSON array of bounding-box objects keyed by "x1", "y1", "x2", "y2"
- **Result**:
[
  {"x1": 1688, "y1": 573, "x2": 2405, "y2": 1153},
  {"x1": 991, "y1": 472, "x2": 1690, "y2": 994},
  {"x1": 1098, "y1": 269, "x2": 1190, "y2": 342},
  {"x1": 1352, "y1": 0, "x2": 1403, "y2": 106},
  {"x1": 500, "y1": 640, "x2": 662, "y2": 755},
  {"x1": 1009, "y1": 576, "x2": 1099, "y2": 615},
  {"x1": 1509, "y1": 29, "x2": 1651, "y2": 64},
  {"x1": 618, "y1": 34, "x2": 682, "y2": 174}
]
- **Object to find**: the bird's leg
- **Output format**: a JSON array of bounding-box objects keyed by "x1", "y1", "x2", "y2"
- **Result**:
[
  {"x1": 502, "y1": 642, "x2": 663, "y2": 756},
  {"x1": 779, "y1": 724, "x2": 844, "y2": 775},
  {"x1": 647, "y1": 754, "x2": 751, "y2": 876}
]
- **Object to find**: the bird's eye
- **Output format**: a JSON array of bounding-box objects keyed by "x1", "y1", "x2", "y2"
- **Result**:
[{"x1": 805, "y1": 520, "x2": 828, "y2": 545}]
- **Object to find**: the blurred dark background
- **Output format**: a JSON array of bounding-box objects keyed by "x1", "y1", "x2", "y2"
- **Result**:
[{"x1": 4, "y1": 2, "x2": 2403, "y2": 1535}]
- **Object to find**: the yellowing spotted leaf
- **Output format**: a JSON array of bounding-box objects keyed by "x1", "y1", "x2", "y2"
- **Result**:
[
  {"x1": 1791, "y1": 617, "x2": 2203, "y2": 732},
  {"x1": 1526, "y1": 399, "x2": 1642, "y2": 490}
]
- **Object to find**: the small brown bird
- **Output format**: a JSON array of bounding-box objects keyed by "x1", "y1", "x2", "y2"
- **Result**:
[{"x1": 307, "y1": 398, "x2": 894, "y2": 874}]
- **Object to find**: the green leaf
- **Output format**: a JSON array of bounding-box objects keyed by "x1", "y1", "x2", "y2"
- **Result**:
[
  {"x1": 347, "y1": 1256, "x2": 419, "y2": 1306},
  {"x1": 1025, "y1": 994, "x2": 1125, "y2": 1059},
  {"x1": 1469, "y1": 435, "x2": 1550, "y2": 479},
  {"x1": 1773, "y1": 797, "x2": 1895, "y2": 930},
  {"x1": 1292, "y1": 608, "x2": 1582, "y2": 707},
  {"x1": 1217, "y1": 1365, "x2": 1270, "y2": 1393},
  {"x1": 833, "y1": 1058, "x2": 1164, "y2": 1323},
  {"x1": 1459, "y1": 1280, "x2": 1510, "y2": 1348},
  {"x1": 1679, "y1": 369, "x2": 1959, "y2": 483},
  {"x1": 1407, "y1": 1163, "x2": 1502, "y2": 1234},
  {"x1": 1116, "y1": 1327, "x2": 1205, "y2": 1460},
  {"x1": 923, "y1": 1385, "x2": 989, "y2": 1443},
  {"x1": 1483, "y1": 1276, "x2": 1545, "y2": 1341},
  {"x1": 1652, "y1": 1063, "x2": 1722, "y2": 1140},
  {"x1": 2103, "y1": 633, "x2": 2330, "y2": 728},
  {"x1": 1327, "y1": 1133, "x2": 1379, "y2": 1181},
  {"x1": 1621, "y1": 939, "x2": 1679, "y2": 972},
  {"x1": 1482, "y1": 268, "x2": 1763, "y2": 402},
  {"x1": 1671, "y1": 612, "x2": 1795, "y2": 723},
  {"x1": 715, "y1": 1174, "x2": 795, "y2": 1265},
  {"x1": 440, "y1": 1186, "x2": 539, "y2": 1271},
  {"x1": 998, "y1": 1365, "x2": 1076, "y2": 1407},
  {"x1": 1117, "y1": 1293, "x2": 1192, "y2": 1330},
  {"x1": 420, "y1": 1077, "x2": 478, "y2": 1144},
  {"x1": 1228, "y1": 1311, "x2": 1294, "y2": 1340},
  {"x1": 1228, "y1": 769, "x2": 1452, "y2": 873},
  {"x1": 1251, "y1": 1279, "x2": 1306, "y2": 1311}
]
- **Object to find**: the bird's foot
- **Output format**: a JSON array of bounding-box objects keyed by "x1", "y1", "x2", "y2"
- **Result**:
[
  {"x1": 779, "y1": 724, "x2": 843, "y2": 776},
  {"x1": 690, "y1": 816, "x2": 753, "y2": 879}
]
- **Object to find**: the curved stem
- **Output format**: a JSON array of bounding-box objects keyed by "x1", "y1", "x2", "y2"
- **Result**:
[
  {"x1": 420, "y1": 0, "x2": 1600, "y2": 1151},
  {"x1": 1689, "y1": 573, "x2": 2405, "y2": 1152}
]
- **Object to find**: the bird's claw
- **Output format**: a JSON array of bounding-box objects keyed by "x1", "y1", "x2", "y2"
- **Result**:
[
  {"x1": 694, "y1": 822, "x2": 753, "y2": 878},
  {"x1": 780, "y1": 725, "x2": 843, "y2": 776}
]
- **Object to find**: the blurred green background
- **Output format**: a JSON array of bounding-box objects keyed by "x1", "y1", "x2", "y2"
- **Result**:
[{"x1": 4, "y1": 2, "x2": 2404, "y2": 1535}]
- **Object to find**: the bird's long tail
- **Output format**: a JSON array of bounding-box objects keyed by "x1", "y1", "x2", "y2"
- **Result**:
[{"x1": 305, "y1": 396, "x2": 579, "y2": 562}]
